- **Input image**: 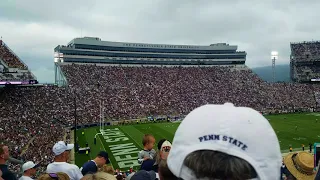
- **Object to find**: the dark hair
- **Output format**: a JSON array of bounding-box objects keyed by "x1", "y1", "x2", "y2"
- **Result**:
[
  {"x1": 158, "y1": 139, "x2": 167, "y2": 150},
  {"x1": 159, "y1": 159, "x2": 179, "y2": 180},
  {"x1": 116, "y1": 174, "x2": 123, "y2": 180},
  {"x1": 142, "y1": 134, "x2": 154, "y2": 146},
  {"x1": 184, "y1": 150, "x2": 258, "y2": 180}
]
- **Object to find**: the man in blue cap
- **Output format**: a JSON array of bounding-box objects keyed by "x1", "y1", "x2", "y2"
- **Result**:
[{"x1": 80, "y1": 151, "x2": 110, "y2": 175}]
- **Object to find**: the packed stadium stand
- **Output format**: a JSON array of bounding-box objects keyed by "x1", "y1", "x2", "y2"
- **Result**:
[
  {"x1": 290, "y1": 41, "x2": 320, "y2": 82},
  {"x1": 1, "y1": 37, "x2": 320, "y2": 177},
  {"x1": 0, "y1": 40, "x2": 36, "y2": 83}
]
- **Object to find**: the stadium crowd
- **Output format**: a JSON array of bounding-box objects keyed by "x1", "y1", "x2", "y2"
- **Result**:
[
  {"x1": 0, "y1": 64, "x2": 320, "y2": 179},
  {"x1": 291, "y1": 41, "x2": 320, "y2": 60},
  {"x1": 1, "y1": 103, "x2": 318, "y2": 179},
  {"x1": 0, "y1": 40, "x2": 26, "y2": 69},
  {"x1": 0, "y1": 86, "x2": 72, "y2": 176},
  {"x1": 61, "y1": 64, "x2": 317, "y2": 117}
]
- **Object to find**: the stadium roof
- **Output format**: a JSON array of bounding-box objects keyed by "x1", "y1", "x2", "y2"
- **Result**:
[{"x1": 67, "y1": 37, "x2": 238, "y2": 51}]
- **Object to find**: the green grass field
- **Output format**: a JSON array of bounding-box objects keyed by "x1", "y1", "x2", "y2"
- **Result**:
[{"x1": 75, "y1": 113, "x2": 320, "y2": 171}]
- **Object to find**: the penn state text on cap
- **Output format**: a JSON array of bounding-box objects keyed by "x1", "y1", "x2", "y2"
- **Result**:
[{"x1": 167, "y1": 103, "x2": 282, "y2": 180}]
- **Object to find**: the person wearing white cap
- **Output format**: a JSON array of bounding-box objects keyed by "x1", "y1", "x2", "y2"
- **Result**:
[
  {"x1": 46, "y1": 141, "x2": 83, "y2": 180},
  {"x1": 167, "y1": 103, "x2": 282, "y2": 180},
  {"x1": 19, "y1": 161, "x2": 39, "y2": 180}
]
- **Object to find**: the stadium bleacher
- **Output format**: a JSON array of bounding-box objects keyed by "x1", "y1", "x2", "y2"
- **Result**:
[
  {"x1": 0, "y1": 40, "x2": 26, "y2": 69},
  {"x1": 291, "y1": 41, "x2": 320, "y2": 82},
  {"x1": 2, "y1": 39, "x2": 320, "y2": 179},
  {"x1": 0, "y1": 40, "x2": 35, "y2": 83}
]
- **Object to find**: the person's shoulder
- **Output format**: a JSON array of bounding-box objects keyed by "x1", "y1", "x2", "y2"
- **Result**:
[
  {"x1": 67, "y1": 163, "x2": 81, "y2": 169},
  {"x1": 46, "y1": 163, "x2": 54, "y2": 169},
  {"x1": 82, "y1": 161, "x2": 91, "y2": 167}
]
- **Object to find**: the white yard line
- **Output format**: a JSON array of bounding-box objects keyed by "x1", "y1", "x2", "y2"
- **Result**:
[
  {"x1": 97, "y1": 129, "x2": 113, "y2": 168},
  {"x1": 118, "y1": 127, "x2": 144, "y2": 149}
]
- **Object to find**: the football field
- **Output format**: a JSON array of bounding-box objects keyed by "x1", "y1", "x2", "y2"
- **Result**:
[{"x1": 75, "y1": 113, "x2": 320, "y2": 171}]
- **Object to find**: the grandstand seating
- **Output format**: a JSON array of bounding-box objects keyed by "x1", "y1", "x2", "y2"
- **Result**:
[
  {"x1": 291, "y1": 41, "x2": 320, "y2": 60},
  {"x1": 0, "y1": 41, "x2": 36, "y2": 82},
  {"x1": 0, "y1": 63, "x2": 319, "y2": 176},
  {"x1": 0, "y1": 40, "x2": 26, "y2": 69},
  {"x1": 291, "y1": 41, "x2": 320, "y2": 81},
  {"x1": 0, "y1": 86, "x2": 71, "y2": 174},
  {"x1": 60, "y1": 64, "x2": 316, "y2": 117}
]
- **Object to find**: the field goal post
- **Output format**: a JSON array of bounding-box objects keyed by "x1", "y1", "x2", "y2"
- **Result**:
[{"x1": 95, "y1": 100, "x2": 107, "y2": 145}]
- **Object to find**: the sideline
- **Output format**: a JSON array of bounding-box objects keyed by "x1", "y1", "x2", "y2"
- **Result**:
[{"x1": 281, "y1": 149, "x2": 313, "y2": 157}]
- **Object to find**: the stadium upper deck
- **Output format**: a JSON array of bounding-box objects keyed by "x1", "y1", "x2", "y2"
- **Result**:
[
  {"x1": 290, "y1": 41, "x2": 320, "y2": 82},
  {"x1": 54, "y1": 37, "x2": 246, "y2": 66},
  {"x1": 0, "y1": 40, "x2": 37, "y2": 84}
]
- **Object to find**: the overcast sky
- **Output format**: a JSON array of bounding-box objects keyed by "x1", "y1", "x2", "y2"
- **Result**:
[{"x1": 0, "y1": 0, "x2": 319, "y2": 83}]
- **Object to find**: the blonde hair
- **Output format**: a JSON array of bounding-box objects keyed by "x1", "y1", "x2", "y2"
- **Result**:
[
  {"x1": 100, "y1": 164, "x2": 115, "y2": 175},
  {"x1": 142, "y1": 134, "x2": 154, "y2": 146},
  {"x1": 82, "y1": 172, "x2": 116, "y2": 180},
  {"x1": 38, "y1": 172, "x2": 70, "y2": 180}
]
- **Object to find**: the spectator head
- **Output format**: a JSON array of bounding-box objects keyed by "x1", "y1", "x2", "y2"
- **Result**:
[
  {"x1": 131, "y1": 170, "x2": 156, "y2": 180},
  {"x1": 38, "y1": 172, "x2": 70, "y2": 180},
  {"x1": 167, "y1": 103, "x2": 282, "y2": 180},
  {"x1": 52, "y1": 141, "x2": 74, "y2": 161},
  {"x1": 22, "y1": 161, "x2": 39, "y2": 176},
  {"x1": 158, "y1": 159, "x2": 178, "y2": 180},
  {"x1": 83, "y1": 172, "x2": 117, "y2": 180},
  {"x1": 116, "y1": 174, "x2": 123, "y2": 180},
  {"x1": 95, "y1": 151, "x2": 110, "y2": 167},
  {"x1": 100, "y1": 164, "x2": 115, "y2": 175},
  {"x1": 0, "y1": 144, "x2": 9, "y2": 164},
  {"x1": 283, "y1": 152, "x2": 315, "y2": 179},
  {"x1": 142, "y1": 134, "x2": 155, "y2": 151},
  {"x1": 140, "y1": 159, "x2": 155, "y2": 171}
]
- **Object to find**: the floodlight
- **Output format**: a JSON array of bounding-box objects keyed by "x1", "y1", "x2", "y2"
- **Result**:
[{"x1": 271, "y1": 51, "x2": 278, "y2": 60}]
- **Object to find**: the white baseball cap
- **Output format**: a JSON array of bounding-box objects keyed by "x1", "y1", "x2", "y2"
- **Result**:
[
  {"x1": 167, "y1": 103, "x2": 282, "y2": 180},
  {"x1": 160, "y1": 140, "x2": 172, "y2": 160},
  {"x1": 161, "y1": 141, "x2": 172, "y2": 151},
  {"x1": 52, "y1": 141, "x2": 74, "y2": 156},
  {"x1": 22, "y1": 161, "x2": 39, "y2": 172}
]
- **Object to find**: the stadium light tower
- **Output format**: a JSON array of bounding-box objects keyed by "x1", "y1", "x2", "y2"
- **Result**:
[{"x1": 271, "y1": 51, "x2": 278, "y2": 83}]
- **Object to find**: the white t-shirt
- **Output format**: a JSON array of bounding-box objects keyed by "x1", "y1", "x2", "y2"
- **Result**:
[
  {"x1": 46, "y1": 162, "x2": 83, "y2": 180},
  {"x1": 19, "y1": 176, "x2": 33, "y2": 180}
]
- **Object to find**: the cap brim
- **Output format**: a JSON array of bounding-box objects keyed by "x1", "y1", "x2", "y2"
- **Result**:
[
  {"x1": 283, "y1": 153, "x2": 315, "y2": 180},
  {"x1": 66, "y1": 144, "x2": 74, "y2": 150}
]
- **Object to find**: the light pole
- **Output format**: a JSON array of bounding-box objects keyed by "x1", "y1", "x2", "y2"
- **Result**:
[
  {"x1": 69, "y1": 85, "x2": 78, "y2": 152},
  {"x1": 271, "y1": 51, "x2": 278, "y2": 83}
]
